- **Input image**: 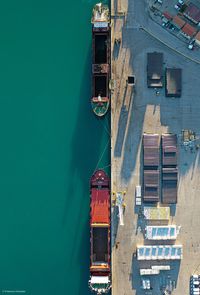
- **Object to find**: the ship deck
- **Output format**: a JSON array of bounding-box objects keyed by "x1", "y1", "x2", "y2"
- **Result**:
[
  {"x1": 94, "y1": 33, "x2": 108, "y2": 64},
  {"x1": 92, "y1": 227, "x2": 109, "y2": 263}
]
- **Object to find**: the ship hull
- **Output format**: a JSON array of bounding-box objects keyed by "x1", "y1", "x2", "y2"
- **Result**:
[
  {"x1": 91, "y1": 4, "x2": 111, "y2": 117},
  {"x1": 89, "y1": 169, "x2": 111, "y2": 294}
]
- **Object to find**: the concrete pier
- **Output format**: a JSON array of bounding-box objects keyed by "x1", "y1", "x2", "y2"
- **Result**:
[{"x1": 111, "y1": 0, "x2": 200, "y2": 294}]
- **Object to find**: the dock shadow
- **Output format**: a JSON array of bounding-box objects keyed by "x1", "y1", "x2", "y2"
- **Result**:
[
  {"x1": 170, "y1": 204, "x2": 177, "y2": 217},
  {"x1": 135, "y1": 209, "x2": 146, "y2": 237},
  {"x1": 131, "y1": 254, "x2": 142, "y2": 294},
  {"x1": 113, "y1": 41, "x2": 121, "y2": 60},
  {"x1": 114, "y1": 96, "x2": 129, "y2": 158},
  {"x1": 166, "y1": 261, "x2": 181, "y2": 291},
  {"x1": 131, "y1": 255, "x2": 181, "y2": 294},
  {"x1": 111, "y1": 205, "x2": 119, "y2": 247},
  {"x1": 120, "y1": 99, "x2": 145, "y2": 181}
]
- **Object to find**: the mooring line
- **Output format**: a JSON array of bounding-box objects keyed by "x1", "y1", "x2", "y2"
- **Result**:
[
  {"x1": 98, "y1": 118, "x2": 111, "y2": 137},
  {"x1": 93, "y1": 139, "x2": 111, "y2": 173}
]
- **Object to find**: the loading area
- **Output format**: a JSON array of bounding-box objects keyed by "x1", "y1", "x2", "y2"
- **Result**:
[{"x1": 111, "y1": 0, "x2": 200, "y2": 294}]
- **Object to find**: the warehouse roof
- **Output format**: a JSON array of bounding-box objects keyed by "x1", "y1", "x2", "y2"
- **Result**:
[
  {"x1": 181, "y1": 23, "x2": 197, "y2": 37},
  {"x1": 184, "y1": 3, "x2": 200, "y2": 24},
  {"x1": 195, "y1": 31, "x2": 200, "y2": 41},
  {"x1": 162, "y1": 11, "x2": 172, "y2": 20},
  {"x1": 172, "y1": 15, "x2": 185, "y2": 29}
]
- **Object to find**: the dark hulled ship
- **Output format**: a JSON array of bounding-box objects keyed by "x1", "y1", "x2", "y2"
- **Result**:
[{"x1": 91, "y1": 3, "x2": 110, "y2": 117}]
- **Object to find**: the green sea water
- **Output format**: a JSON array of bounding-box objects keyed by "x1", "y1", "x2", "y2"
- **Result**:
[{"x1": 0, "y1": 1, "x2": 109, "y2": 295}]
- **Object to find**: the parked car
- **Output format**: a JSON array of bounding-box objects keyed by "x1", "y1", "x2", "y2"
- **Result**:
[
  {"x1": 188, "y1": 40, "x2": 195, "y2": 50},
  {"x1": 190, "y1": 275, "x2": 200, "y2": 294},
  {"x1": 175, "y1": 4, "x2": 180, "y2": 10}
]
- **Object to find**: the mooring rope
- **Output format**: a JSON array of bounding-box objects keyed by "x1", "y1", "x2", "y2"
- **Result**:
[
  {"x1": 98, "y1": 118, "x2": 111, "y2": 136},
  {"x1": 93, "y1": 138, "x2": 110, "y2": 173}
]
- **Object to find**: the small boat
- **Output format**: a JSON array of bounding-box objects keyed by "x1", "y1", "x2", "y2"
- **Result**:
[
  {"x1": 88, "y1": 169, "x2": 111, "y2": 294},
  {"x1": 91, "y1": 3, "x2": 111, "y2": 117}
]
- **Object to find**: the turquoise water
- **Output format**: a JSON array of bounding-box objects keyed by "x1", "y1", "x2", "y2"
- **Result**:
[{"x1": 0, "y1": 1, "x2": 109, "y2": 295}]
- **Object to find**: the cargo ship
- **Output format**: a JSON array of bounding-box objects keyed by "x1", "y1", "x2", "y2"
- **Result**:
[
  {"x1": 91, "y1": 3, "x2": 110, "y2": 117},
  {"x1": 89, "y1": 169, "x2": 111, "y2": 294}
]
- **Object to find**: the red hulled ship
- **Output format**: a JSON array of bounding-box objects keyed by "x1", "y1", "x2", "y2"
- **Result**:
[
  {"x1": 89, "y1": 169, "x2": 111, "y2": 294},
  {"x1": 91, "y1": 3, "x2": 110, "y2": 117}
]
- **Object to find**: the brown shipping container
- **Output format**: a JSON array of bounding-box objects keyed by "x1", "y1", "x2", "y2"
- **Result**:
[
  {"x1": 162, "y1": 134, "x2": 177, "y2": 166},
  {"x1": 162, "y1": 167, "x2": 178, "y2": 204},
  {"x1": 143, "y1": 134, "x2": 160, "y2": 167},
  {"x1": 143, "y1": 169, "x2": 159, "y2": 202}
]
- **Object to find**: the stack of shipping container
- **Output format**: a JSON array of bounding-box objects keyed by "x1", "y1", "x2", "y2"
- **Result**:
[
  {"x1": 162, "y1": 134, "x2": 178, "y2": 204},
  {"x1": 143, "y1": 134, "x2": 160, "y2": 202}
]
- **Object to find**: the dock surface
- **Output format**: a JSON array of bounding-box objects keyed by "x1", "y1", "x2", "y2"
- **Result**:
[{"x1": 111, "y1": 0, "x2": 200, "y2": 294}]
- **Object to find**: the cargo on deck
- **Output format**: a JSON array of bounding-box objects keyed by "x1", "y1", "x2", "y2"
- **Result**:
[{"x1": 89, "y1": 169, "x2": 111, "y2": 294}]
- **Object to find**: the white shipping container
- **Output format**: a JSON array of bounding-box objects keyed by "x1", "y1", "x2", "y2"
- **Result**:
[
  {"x1": 136, "y1": 185, "x2": 141, "y2": 197},
  {"x1": 193, "y1": 291, "x2": 200, "y2": 293},
  {"x1": 136, "y1": 197, "x2": 142, "y2": 205}
]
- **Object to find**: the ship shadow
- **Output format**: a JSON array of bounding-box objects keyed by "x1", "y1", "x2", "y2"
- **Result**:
[
  {"x1": 62, "y1": 49, "x2": 110, "y2": 223},
  {"x1": 64, "y1": 48, "x2": 111, "y2": 293},
  {"x1": 78, "y1": 219, "x2": 91, "y2": 295}
]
